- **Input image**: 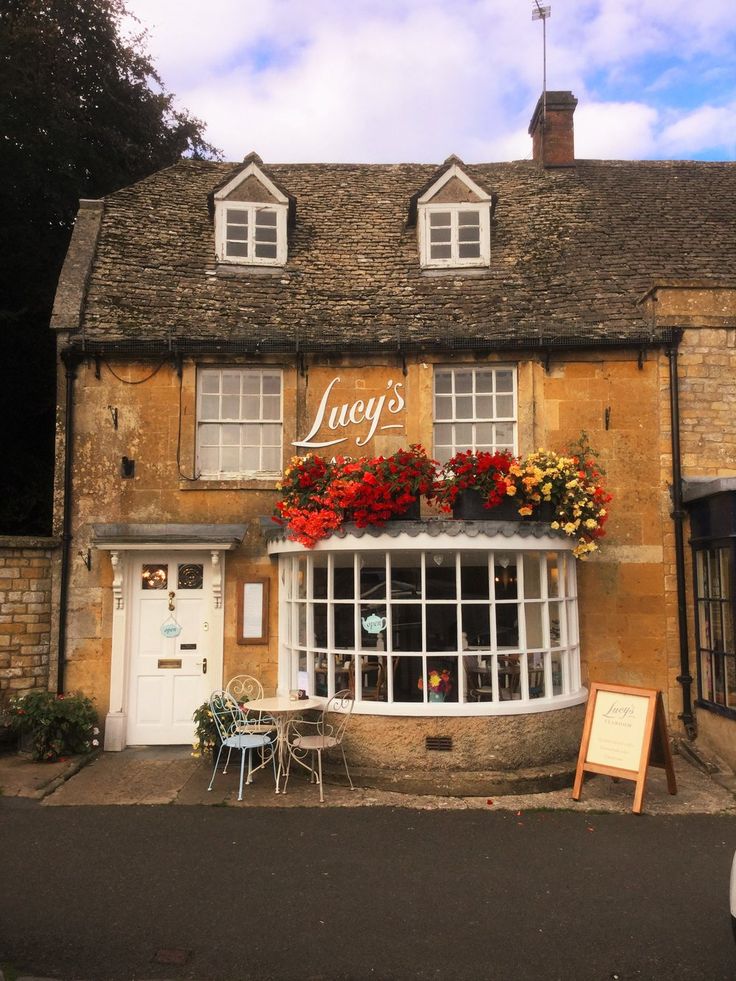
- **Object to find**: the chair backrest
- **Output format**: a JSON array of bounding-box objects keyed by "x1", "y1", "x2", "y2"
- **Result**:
[
  {"x1": 209, "y1": 689, "x2": 244, "y2": 741},
  {"x1": 226, "y1": 674, "x2": 264, "y2": 703},
  {"x1": 321, "y1": 689, "x2": 355, "y2": 743}
]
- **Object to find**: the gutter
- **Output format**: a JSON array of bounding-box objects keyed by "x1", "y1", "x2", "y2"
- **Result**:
[{"x1": 667, "y1": 334, "x2": 696, "y2": 738}]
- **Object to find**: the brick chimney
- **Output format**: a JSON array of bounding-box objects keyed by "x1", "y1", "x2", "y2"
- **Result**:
[{"x1": 528, "y1": 90, "x2": 578, "y2": 168}]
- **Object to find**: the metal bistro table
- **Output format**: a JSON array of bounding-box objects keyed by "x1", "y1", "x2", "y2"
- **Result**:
[{"x1": 244, "y1": 694, "x2": 323, "y2": 793}]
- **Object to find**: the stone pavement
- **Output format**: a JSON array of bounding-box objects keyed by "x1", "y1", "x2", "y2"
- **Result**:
[{"x1": 0, "y1": 743, "x2": 734, "y2": 814}]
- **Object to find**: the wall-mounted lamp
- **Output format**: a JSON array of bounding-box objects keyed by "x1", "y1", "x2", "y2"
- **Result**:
[
  {"x1": 108, "y1": 405, "x2": 118, "y2": 430},
  {"x1": 78, "y1": 548, "x2": 92, "y2": 571},
  {"x1": 121, "y1": 456, "x2": 135, "y2": 478},
  {"x1": 604, "y1": 406, "x2": 611, "y2": 430}
]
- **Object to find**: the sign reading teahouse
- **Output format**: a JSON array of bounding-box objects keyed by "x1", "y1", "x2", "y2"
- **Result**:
[
  {"x1": 293, "y1": 376, "x2": 406, "y2": 449},
  {"x1": 572, "y1": 682, "x2": 677, "y2": 814}
]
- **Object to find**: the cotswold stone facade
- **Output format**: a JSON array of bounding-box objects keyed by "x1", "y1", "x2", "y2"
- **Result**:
[
  {"x1": 0, "y1": 538, "x2": 59, "y2": 699},
  {"x1": 49, "y1": 91, "x2": 736, "y2": 776}
]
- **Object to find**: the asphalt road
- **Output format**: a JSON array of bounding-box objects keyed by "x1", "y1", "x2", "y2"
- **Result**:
[{"x1": 1, "y1": 801, "x2": 734, "y2": 981}]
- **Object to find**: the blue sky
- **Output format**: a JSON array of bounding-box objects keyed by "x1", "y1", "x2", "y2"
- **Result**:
[{"x1": 125, "y1": 0, "x2": 736, "y2": 163}]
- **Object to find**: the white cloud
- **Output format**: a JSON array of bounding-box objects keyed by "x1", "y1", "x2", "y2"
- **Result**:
[
  {"x1": 661, "y1": 104, "x2": 736, "y2": 157},
  {"x1": 122, "y1": 0, "x2": 736, "y2": 162}
]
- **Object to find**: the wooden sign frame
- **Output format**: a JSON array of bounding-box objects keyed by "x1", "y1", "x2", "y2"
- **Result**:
[
  {"x1": 572, "y1": 682, "x2": 677, "y2": 814},
  {"x1": 237, "y1": 578, "x2": 269, "y2": 645}
]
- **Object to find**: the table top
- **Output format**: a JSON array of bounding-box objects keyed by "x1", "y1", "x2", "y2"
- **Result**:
[{"x1": 245, "y1": 695, "x2": 323, "y2": 714}]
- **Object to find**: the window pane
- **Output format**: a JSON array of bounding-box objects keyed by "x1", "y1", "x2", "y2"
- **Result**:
[
  {"x1": 226, "y1": 208, "x2": 248, "y2": 225},
  {"x1": 430, "y1": 212, "x2": 451, "y2": 226},
  {"x1": 435, "y1": 371, "x2": 453, "y2": 394},
  {"x1": 525, "y1": 604, "x2": 543, "y2": 648},
  {"x1": 475, "y1": 396, "x2": 493, "y2": 418},
  {"x1": 262, "y1": 446, "x2": 280, "y2": 471},
  {"x1": 523, "y1": 554, "x2": 542, "y2": 599},
  {"x1": 361, "y1": 555, "x2": 386, "y2": 599},
  {"x1": 427, "y1": 605, "x2": 457, "y2": 651},
  {"x1": 333, "y1": 554, "x2": 354, "y2": 599},
  {"x1": 334, "y1": 607, "x2": 355, "y2": 649},
  {"x1": 142, "y1": 564, "x2": 168, "y2": 589},
  {"x1": 262, "y1": 373, "x2": 281, "y2": 395},
  {"x1": 458, "y1": 211, "x2": 480, "y2": 226},
  {"x1": 255, "y1": 243, "x2": 277, "y2": 258},
  {"x1": 360, "y1": 605, "x2": 387, "y2": 649},
  {"x1": 392, "y1": 604, "x2": 422, "y2": 652},
  {"x1": 256, "y1": 226, "x2": 278, "y2": 243},
  {"x1": 391, "y1": 554, "x2": 422, "y2": 599},
  {"x1": 496, "y1": 605, "x2": 518, "y2": 648},
  {"x1": 430, "y1": 244, "x2": 451, "y2": 259},
  {"x1": 178, "y1": 564, "x2": 203, "y2": 589},
  {"x1": 496, "y1": 394, "x2": 514, "y2": 417},
  {"x1": 200, "y1": 395, "x2": 220, "y2": 419},
  {"x1": 461, "y1": 605, "x2": 490, "y2": 648},
  {"x1": 226, "y1": 241, "x2": 248, "y2": 257},
  {"x1": 461, "y1": 554, "x2": 489, "y2": 600},
  {"x1": 455, "y1": 396, "x2": 473, "y2": 419},
  {"x1": 426, "y1": 553, "x2": 456, "y2": 599},
  {"x1": 496, "y1": 370, "x2": 514, "y2": 392},
  {"x1": 313, "y1": 602, "x2": 328, "y2": 648},
  {"x1": 458, "y1": 243, "x2": 481, "y2": 258},
  {"x1": 455, "y1": 372, "x2": 472, "y2": 394},
  {"x1": 458, "y1": 225, "x2": 480, "y2": 240},
  {"x1": 494, "y1": 556, "x2": 518, "y2": 599},
  {"x1": 256, "y1": 210, "x2": 277, "y2": 226},
  {"x1": 434, "y1": 396, "x2": 453, "y2": 421},
  {"x1": 227, "y1": 225, "x2": 248, "y2": 241},
  {"x1": 221, "y1": 394, "x2": 240, "y2": 418}
]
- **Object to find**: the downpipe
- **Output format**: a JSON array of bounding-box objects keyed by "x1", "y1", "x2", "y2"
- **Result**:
[
  {"x1": 668, "y1": 337, "x2": 696, "y2": 739},
  {"x1": 56, "y1": 347, "x2": 82, "y2": 695}
]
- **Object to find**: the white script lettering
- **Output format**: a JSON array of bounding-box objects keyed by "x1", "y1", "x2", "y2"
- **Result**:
[{"x1": 293, "y1": 377, "x2": 406, "y2": 449}]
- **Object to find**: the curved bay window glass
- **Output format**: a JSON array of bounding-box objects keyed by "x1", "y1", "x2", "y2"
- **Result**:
[
  {"x1": 689, "y1": 490, "x2": 736, "y2": 719},
  {"x1": 277, "y1": 540, "x2": 581, "y2": 715}
]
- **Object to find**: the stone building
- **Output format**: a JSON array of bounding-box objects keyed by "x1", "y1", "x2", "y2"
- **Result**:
[{"x1": 49, "y1": 91, "x2": 736, "y2": 782}]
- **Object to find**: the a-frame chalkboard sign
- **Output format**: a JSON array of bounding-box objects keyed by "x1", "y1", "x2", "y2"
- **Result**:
[{"x1": 572, "y1": 682, "x2": 677, "y2": 814}]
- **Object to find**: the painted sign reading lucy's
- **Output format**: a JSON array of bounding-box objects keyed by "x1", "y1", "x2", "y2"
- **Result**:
[{"x1": 293, "y1": 376, "x2": 405, "y2": 449}]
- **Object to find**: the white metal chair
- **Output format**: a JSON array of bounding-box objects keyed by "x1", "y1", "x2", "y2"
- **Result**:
[
  {"x1": 283, "y1": 689, "x2": 355, "y2": 802},
  {"x1": 226, "y1": 674, "x2": 264, "y2": 703},
  {"x1": 207, "y1": 690, "x2": 276, "y2": 800}
]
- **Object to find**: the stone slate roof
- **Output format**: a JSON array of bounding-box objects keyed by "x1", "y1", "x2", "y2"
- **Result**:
[{"x1": 71, "y1": 157, "x2": 736, "y2": 351}]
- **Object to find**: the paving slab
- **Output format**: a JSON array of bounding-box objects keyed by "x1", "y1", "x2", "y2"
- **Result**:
[{"x1": 17, "y1": 744, "x2": 735, "y2": 814}]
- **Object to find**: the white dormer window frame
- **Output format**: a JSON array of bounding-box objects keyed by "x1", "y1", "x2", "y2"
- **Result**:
[
  {"x1": 213, "y1": 162, "x2": 289, "y2": 267},
  {"x1": 417, "y1": 164, "x2": 492, "y2": 270}
]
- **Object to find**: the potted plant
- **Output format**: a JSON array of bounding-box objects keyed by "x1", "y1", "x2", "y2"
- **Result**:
[
  {"x1": 434, "y1": 449, "x2": 520, "y2": 519},
  {"x1": 3, "y1": 690, "x2": 99, "y2": 762}
]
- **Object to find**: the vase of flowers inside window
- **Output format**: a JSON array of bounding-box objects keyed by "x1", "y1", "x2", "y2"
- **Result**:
[{"x1": 418, "y1": 667, "x2": 453, "y2": 703}]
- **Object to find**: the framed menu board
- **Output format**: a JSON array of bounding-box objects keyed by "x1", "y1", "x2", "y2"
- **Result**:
[
  {"x1": 237, "y1": 578, "x2": 269, "y2": 645},
  {"x1": 572, "y1": 682, "x2": 677, "y2": 814}
]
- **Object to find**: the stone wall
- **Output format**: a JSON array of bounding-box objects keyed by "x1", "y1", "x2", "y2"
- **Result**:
[{"x1": 0, "y1": 537, "x2": 59, "y2": 703}]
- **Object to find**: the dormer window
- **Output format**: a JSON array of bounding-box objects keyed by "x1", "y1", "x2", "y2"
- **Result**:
[
  {"x1": 220, "y1": 205, "x2": 283, "y2": 263},
  {"x1": 423, "y1": 204, "x2": 486, "y2": 266},
  {"x1": 410, "y1": 157, "x2": 494, "y2": 270},
  {"x1": 211, "y1": 153, "x2": 295, "y2": 267}
]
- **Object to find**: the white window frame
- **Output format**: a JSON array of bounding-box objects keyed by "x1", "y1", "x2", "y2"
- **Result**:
[
  {"x1": 433, "y1": 364, "x2": 518, "y2": 462},
  {"x1": 269, "y1": 533, "x2": 584, "y2": 717},
  {"x1": 196, "y1": 367, "x2": 283, "y2": 478},
  {"x1": 419, "y1": 202, "x2": 490, "y2": 268},
  {"x1": 214, "y1": 201, "x2": 288, "y2": 266}
]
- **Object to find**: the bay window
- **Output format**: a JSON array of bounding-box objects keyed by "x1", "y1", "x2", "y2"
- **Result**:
[{"x1": 275, "y1": 538, "x2": 582, "y2": 715}]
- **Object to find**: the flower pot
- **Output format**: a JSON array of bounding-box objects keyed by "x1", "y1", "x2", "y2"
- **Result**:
[
  {"x1": 452, "y1": 489, "x2": 520, "y2": 521},
  {"x1": 428, "y1": 691, "x2": 445, "y2": 702},
  {"x1": 531, "y1": 501, "x2": 557, "y2": 523},
  {"x1": 392, "y1": 499, "x2": 421, "y2": 520}
]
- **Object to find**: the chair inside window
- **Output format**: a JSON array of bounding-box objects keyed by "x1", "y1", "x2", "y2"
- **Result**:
[
  {"x1": 283, "y1": 689, "x2": 355, "y2": 802},
  {"x1": 348, "y1": 656, "x2": 386, "y2": 700},
  {"x1": 207, "y1": 690, "x2": 276, "y2": 800}
]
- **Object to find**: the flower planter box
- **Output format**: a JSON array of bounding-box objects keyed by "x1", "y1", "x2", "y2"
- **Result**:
[
  {"x1": 392, "y1": 499, "x2": 421, "y2": 520},
  {"x1": 452, "y1": 491, "x2": 557, "y2": 523},
  {"x1": 452, "y1": 490, "x2": 520, "y2": 520}
]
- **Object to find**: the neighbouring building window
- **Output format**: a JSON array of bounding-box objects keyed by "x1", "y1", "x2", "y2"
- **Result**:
[
  {"x1": 196, "y1": 367, "x2": 282, "y2": 477},
  {"x1": 693, "y1": 545, "x2": 736, "y2": 715},
  {"x1": 419, "y1": 204, "x2": 490, "y2": 268},
  {"x1": 433, "y1": 365, "x2": 517, "y2": 462},
  {"x1": 278, "y1": 544, "x2": 580, "y2": 715}
]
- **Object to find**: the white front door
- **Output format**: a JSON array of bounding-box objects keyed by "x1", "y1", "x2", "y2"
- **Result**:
[{"x1": 127, "y1": 553, "x2": 214, "y2": 745}]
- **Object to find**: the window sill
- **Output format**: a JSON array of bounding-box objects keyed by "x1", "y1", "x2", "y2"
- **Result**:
[
  {"x1": 179, "y1": 478, "x2": 281, "y2": 492},
  {"x1": 420, "y1": 267, "x2": 492, "y2": 278},
  {"x1": 206, "y1": 263, "x2": 286, "y2": 279}
]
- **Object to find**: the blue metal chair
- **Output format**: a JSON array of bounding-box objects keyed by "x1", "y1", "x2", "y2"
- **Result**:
[{"x1": 207, "y1": 690, "x2": 276, "y2": 800}]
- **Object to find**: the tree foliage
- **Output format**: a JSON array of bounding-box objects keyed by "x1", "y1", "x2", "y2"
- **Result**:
[{"x1": 0, "y1": 0, "x2": 218, "y2": 533}]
